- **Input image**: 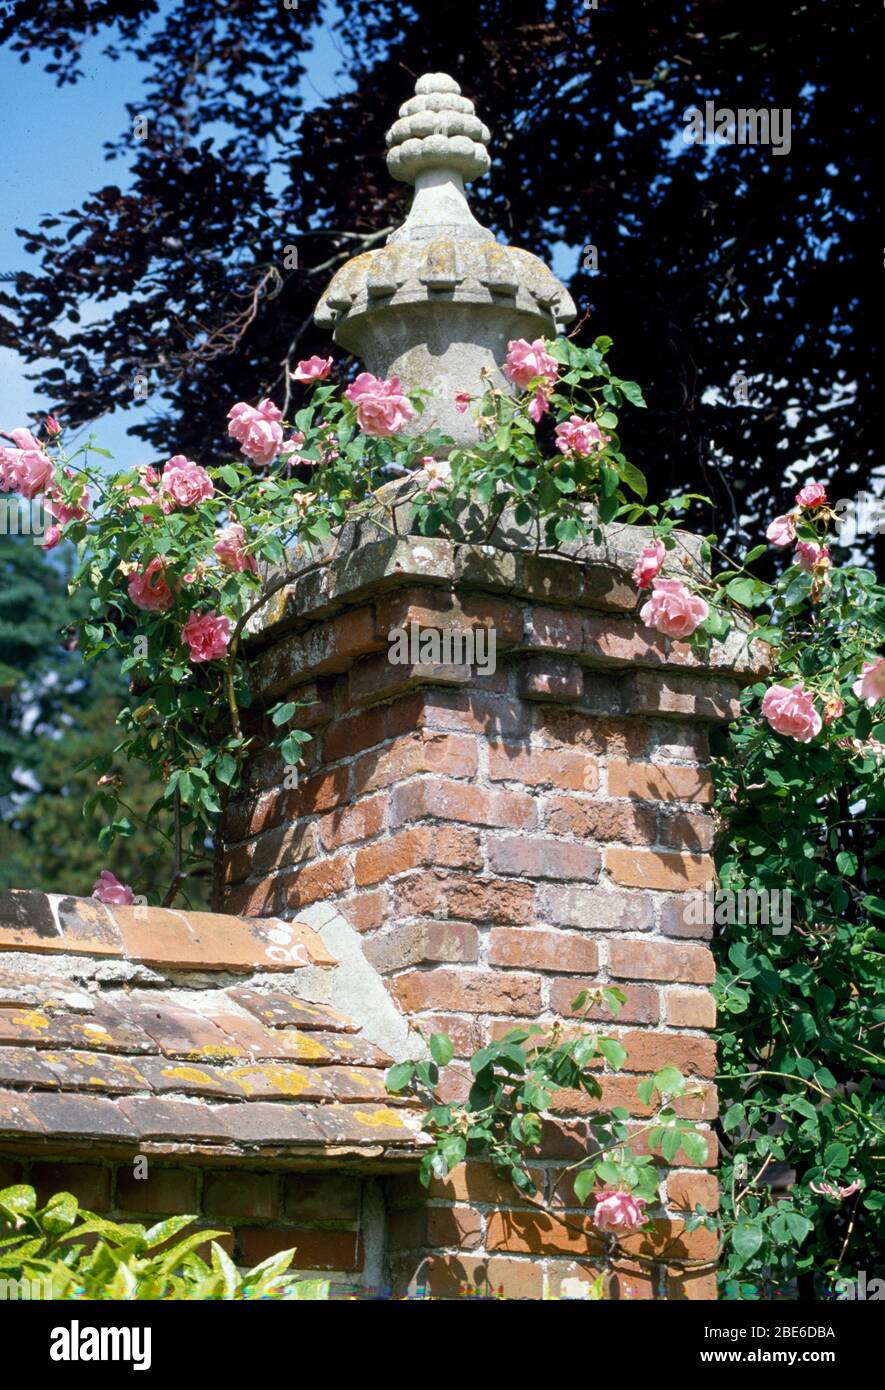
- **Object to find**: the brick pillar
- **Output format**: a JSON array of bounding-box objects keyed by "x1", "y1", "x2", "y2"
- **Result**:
[{"x1": 222, "y1": 526, "x2": 758, "y2": 1299}]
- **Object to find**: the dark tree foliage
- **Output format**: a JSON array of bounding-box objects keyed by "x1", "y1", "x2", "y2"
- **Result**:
[{"x1": 0, "y1": 0, "x2": 878, "y2": 562}]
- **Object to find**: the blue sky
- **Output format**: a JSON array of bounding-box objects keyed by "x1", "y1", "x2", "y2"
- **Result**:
[{"x1": 0, "y1": 7, "x2": 349, "y2": 469}]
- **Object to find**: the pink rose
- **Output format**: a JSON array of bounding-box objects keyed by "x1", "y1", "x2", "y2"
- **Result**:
[
  {"x1": 795, "y1": 540, "x2": 829, "y2": 571},
  {"x1": 161, "y1": 455, "x2": 215, "y2": 507},
  {"x1": 128, "y1": 557, "x2": 176, "y2": 612},
  {"x1": 0, "y1": 428, "x2": 54, "y2": 499},
  {"x1": 181, "y1": 609, "x2": 231, "y2": 663},
  {"x1": 40, "y1": 524, "x2": 62, "y2": 550},
  {"x1": 761, "y1": 683, "x2": 822, "y2": 742},
  {"x1": 344, "y1": 373, "x2": 414, "y2": 437},
  {"x1": 454, "y1": 390, "x2": 472, "y2": 414},
  {"x1": 227, "y1": 398, "x2": 284, "y2": 465},
  {"x1": 45, "y1": 415, "x2": 62, "y2": 436},
  {"x1": 214, "y1": 523, "x2": 258, "y2": 574},
  {"x1": 92, "y1": 870, "x2": 135, "y2": 906},
  {"x1": 823, "y1": 696, "x2": 844, "y2": 725},
  {"x1": 593, "y1": 1190, "x2": 647, "y2": 1233},
  {"x1": 290, "y1": 355, "x2": 333, "y2": 383},
  {"x1": 853, "y1": 658, "x2": 885, "y2": 706},
  {"x1": 554, "y1": 414, "x2": 611, "y2": 455},
  {"x1": 795, "y1": 481, "x2": 827, "y2": 509},
  {"x1": 45, "y1": 469, "x2": 89, "y2": 526},
  {"x1": 766, "y1": 513, "x2": 796, "y2": 547},
  {"x1": 632, "y1": 540, "x2": 666, "y2": 589},
  {"x1": 503, "y1": 338, "x2": 559, "y2": 391},
  {"x1": 420, "y1": 456, "x2": 451, "y2": 494},
  {"x1": 528, "y1": 387, "x2": 551, "y2": 423},
  {"x1": 639, "y1": 578, "x2": 709, "y2": 638}
]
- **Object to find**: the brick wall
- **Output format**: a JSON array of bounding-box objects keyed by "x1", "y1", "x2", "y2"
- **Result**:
[{"x1": 219, "y1": 534, "x2": 759, "y2": 1299}]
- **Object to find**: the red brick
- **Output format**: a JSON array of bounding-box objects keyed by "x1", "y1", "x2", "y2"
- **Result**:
[
  {"x1": 391, "y1": 1253, "x2": 542, "y2": 1300},
  {"x1": 658, "y1": 810, "x2": 715, "y2": 852},
  {"x1": 543, "y1": 798, "x2": 656, "y2": 843},
  {"x1": 341, "y1": 888, "x2": 387, "y2": 932},
  {"x1": 322, "y1": 706, "x2": 388, "y2": 763},
  {"x1": 415, "y1": 1014, "x2": 482, "y2": 1057},
  {"x1": 667, "y1": 1172, "x2": 720, "y2": 1213},
  {"x1": 282, "y1": 1174, "x2": 360, "y2": 1222},
  {"x1": 540, "y1": 884, "x2": 654, "y2": 932},
  {"x1": 486, "y1": 1209, "x2": 604, "y2": 1257},
  {"x1": 318, "y1": 794, "x2": 386, "y2": 850},
  {"x1": 392, "y1": 778, "x2": 536, "y2": 829},
  {"x1": 608, "y1": 939, "x2": 715, "y2": 984},
  {"x1": 224, "y1": 879, "x2": 276, "y2": 917},
  {"x1": 426, "y1": 1205, "x2": 483, "y2": 1250},
  {"x1": 286, "y1": 765, "x2": 350, "y2": 816},
  {"x1": 526, "y1": 606, "x2": 584, "y2": 651},
  {"x1": 284, "y1": 855, "x2": 350, "y2": 908},
  {"x1": 31, "y1": 1162, "x2": 111, "y2": 1212},
  {"x1": 487, "y1": 743, "x2": 595, "y2": 792},
  {"x1": 354, "y1": 828, "x2": 431, "y2": 886},
  {"x1": 604, "y1": 848, "x2": 712, "y2": 891},
  {"x1": 667, "y1": 988, "x2": 717, "y2": 1028},
  {"x1": 376, "y1": 588, "x2": 524, "y2": 646},
  {"x1": 533, "y1": 709, "x2": 647, "y2": 758},
  {"x1": 391, "y1": 969, "x2": 542, "y2": 1016},
  {"x1": 394, "y1": 872, "x2": 536, "y2": 924},
  {"x1": 583, "y1": 613, "x2": 666, "y2": 666},
  {"x1": 203, "y1": 1171, "x2": 279, "y2": 1220},
  {"x1": 608, "y1": 761, "x2": 713, "y2": 805},
  {"x1": 352, "y1": 731, "x2": 477, "y2": 794},
  {"x1": 363, "y1": 920, "x2": 479, "y2": 971},
  {"x1": 660, "y1": 893, "x2": 714, "y2": 939},
  {"x1": 428, "y1": 1163, "x2": 544, "y2": 1205},
  {"x1": 619, "y1": 1217, "x2": 719, "y2": 1262},
  {"x1": 621, "y1": 671, "x2": 740, "y2": 722},
  {"x1": 424, "y1": 688, "x2": 532, "y2": 741},
  {"x1": 667, "y1": 1267, "x2": 719, "y2": 1300},
  {"x1": 488, "y1": 929, "x2": 599, "y2": 974},
  {"x1": 237, "y1": 1225, "x2": 363, "y2": 1271},
  {"x1": 251, "y1": 821, "x2": 316, "y2": 875},
  {"x1": 115, "y1": 1166, "x2": 199, "y2": 1215},
  {"x1": 550, "y1": 1076, "x2": 717, "y2": 1122},
  {"x1": 519, "y1": 657, "x2": 584, "y2": 702},
  {"x1": 489, "y1": 837, "x2": 601, "y2": 882},
  {"x1": 549, "y1": 979, "x2": 660, "y2": 1024},
  {"x1": 617, "y1": 1031, "x2": 717, "y2": 1078},
  {"x1": 431, "y1": 826, "x2": 484, "y2": 869}
]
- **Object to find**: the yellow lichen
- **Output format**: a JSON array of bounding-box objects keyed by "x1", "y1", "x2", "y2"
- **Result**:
[
  {"x1": 160, "y1": 1065, "x2": 216, "y2": 1086},
  {"x1": 11, "y1": 1010, "x2": 50, "y2": 1032},
  {"x1": 352, "y1": 1108, "x2": 406, "y2": 1130},
  {"x1": 229, "y1": 1065, "x2": 312, "y2": 1098}
]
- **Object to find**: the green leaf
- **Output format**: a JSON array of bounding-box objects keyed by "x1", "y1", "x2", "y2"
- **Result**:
[
  {"x1": 573, "y1": 1170, "x2": 596, "y2": 1204},
  {"x1": 429, "y1": 1033, "x2": 454, "y2": 1067},
  {"x1": 272, "y1": 702, "x2": 297, "y2": 726},
  {"x1": 614, "y1": 457, "x2": 648, "y2": 500},
  {"x1": 216, "y1": 753, "x2": 237, "y2": 786},
  {"x1": 597, "y1": 1038, "x2": 627, "y2": 1071},
  {"x1": 653, "y1": 1065, "x2": 684, "y2": 1097},
  {"x1": 680, "y1": 1131, "x2": 710, "y2": 1165},
  {"x1": 619, "y1": 380, "x2": 647, "y2": 408},
  {"x1": 386, "y1": 1063, "x2": 415, "y2": 1094},
  {"x1": 732, "y1": 1221, "x2": 764, "y2": 1262}
]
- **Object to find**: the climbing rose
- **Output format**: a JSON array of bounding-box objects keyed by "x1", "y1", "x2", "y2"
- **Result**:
[
  {"x1": 421, "y1": 457, "x2": 451, "y2": 493},
  {"x1": 640, "y1": 579, "x2": 709, "y2": 638},
  {"x1": 454, "y1": 390, "x2": 472, "y2": 414},
  {"x1": 766, "y1": 513, "x2": 796, "y2": 547},
  {"x1": 528, "y1": 388, "x2": 550, "y2": 423},
  {"x1": 632, "y1": 540, "x2": 666, "y2": 589},
  {"x1": 128, "y1": 558, "x2": 175, "y2": 612},
  {"x1": 503, "y1": 338, "x2": 559, "y2": 390},
  {"x1": 45, "y1": 469, "x2": 89, "y2": 526},
  {"x1": 227, "y1": 398, "x2": 284, "y2": 465},
  {"x1": 92, "y1": 870, "x2": 135, "y2": 906},
  {"x1": 554, "y1": 414, "x2": 610, "y2": 455},
  {"x1": 593, "y1": 1191, "x2": 647, "y2": 1233},
  {"x1": 161, "y1": 455, "x2": 215, "y2": 507},
  {"x1": 761, "y1": 683, "x2": 822, "y2": 742},
  {"x1": 0, "y1": 428, "x2": 54, "y2": 498},
  {"x1": 344, "y1": 373, "x2": 413, "y2": 437},
  {"x1": 214, "y1": 524, "x2": 258, "y2": 574},
  {"x1": 823, "y1": 696, "x2": 844, "y2": 725},
  {"x1": 181, "y1": 609, "x2": 231, "y2": 663},
  {"x1": 40, "y1": 525, "x2": 62, "y2": 551},
  {"x1": 290, "y1": 355, "x2": 332, "y2": 383},
  {"x1": 853, "y1": 658, "x2": 885, "y2": 706},
  {"x1": 795, "y1": 481, "x2": 827, "y2": 509},
  {"x1": 795, "y1": 540, "x2": 829, "y2": 571}
]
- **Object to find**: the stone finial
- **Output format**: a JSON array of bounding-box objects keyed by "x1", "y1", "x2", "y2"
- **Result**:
[{"x1": 314, "y1": 71, "x2": 576, "y2": 445}]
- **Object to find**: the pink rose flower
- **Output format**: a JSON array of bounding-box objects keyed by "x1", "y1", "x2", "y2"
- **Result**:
[
  {"x1": 161, "y1": 455, "x2": 215, "y2": 507},
  {"x1": 290, "y1": 355, "x2": 333, "y2": 383},
  {"x1": 795, "y1": 481, "x2": 827, "y2": 509},
  {"x1": 45, "y1": 469, "x2": 89, "y2": 526},
  {"x1": 639, "y1": 578, "x2": 709, "y2": 638},
  {"x1": 181, "y1": 609, "x2": 231, "y2": 663},
  {"x1": 40, "y1": 524, "x2": 62, "y2": 550},
  {"x1": 128, "y1": 557, "x2": 176, "y2": 612},
  {"x1": 214, "y1": 523, "x2": 258, "y2": 574},
  {"x1": 761, "y1": 683, "x2": 822, "y2": 742},
  {"x1": 503, "y1": 338, "x2": 559, "y2": 391},
  {"x1": 528, "y1": 387, "x2": 551, "y2": 423},
  {"x1": 454, "y1": 390, "x2": 472, "y2": 415},
  {"x1": 795, "y1": 540, "x2": 829, "y2": 571},
  {"x1": 593, "y1": 1190, "x2": 647, "y2": 1233},
  {"x1": 227, "y1": 398, "x2": 284, "y2": 465},
  {"x1": 0, "y1": 428, "x2": 54, "y2": 498},
  {"x1": 853, "y1": 658, "x2": 885, "y2": 706},
  {"x1": 45, "y1": 415, "x2": 62, "y2": 436},
  {"x1": 92, "y1": 870, "x2": 135, "y2": 906},
  {"x1": 766, "y1": 513, "x2": 796, "y2": 547},
  {"x1": 420, "y1": 456, "x2": 451, "y2": 493},
  {"x1": 823, "y1": 696, "x2": 844, "y2": 725},
  {"x1": 344, "y1": 373, "x2": 414, "y2": 437},
  {"x1": 632, "y1": 540, "x2": 666, "y2": 589},
  {"x1": 554, "y1": 414, "x2": 611, "y2": 455}
]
